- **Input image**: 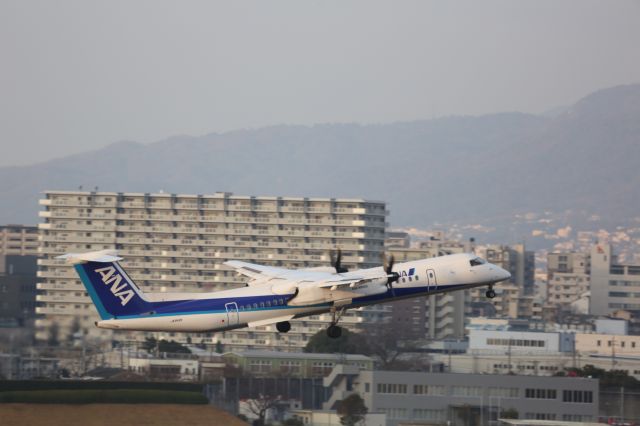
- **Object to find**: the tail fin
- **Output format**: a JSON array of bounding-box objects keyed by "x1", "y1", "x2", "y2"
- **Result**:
[{"x1": 57, "y1": 250, "x2": 151, "y2": 319}]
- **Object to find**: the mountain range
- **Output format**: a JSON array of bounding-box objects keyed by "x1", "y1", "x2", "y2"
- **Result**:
[{"x1": 1, "y1": 84, "x2": 639, "y2": 230}]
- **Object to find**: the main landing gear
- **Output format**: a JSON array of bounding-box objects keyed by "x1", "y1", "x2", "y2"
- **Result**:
[
  {"x1": 326, "y1": 306, "x2": 346, "y2": 339},
  {"x1": 485, "y1": 285, "x2": 496, "y2": 299},
  {"x1": 276, "y1": 321, "x2": 291, "y2": 333}
]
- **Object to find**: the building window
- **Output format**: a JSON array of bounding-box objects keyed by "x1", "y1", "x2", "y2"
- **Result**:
[
  {"x1": 525, "y1": 388, "x2": 556, "y2": 399},
  {"x1": 562, "y1": 390, "x2": 593, "y2": 403},
  {"x1": 280, "y1": 360, "x2": 301, "y2": 375},
  {"x1": 413, "y1": 385, "x2": 446, "y2": 396},
  {"x1": 377, "y1": 383, "x2": 408, "y2": 394},
  {"x1": 451, "y1": 386, "x2": 483, "y2": 397},
  {"x1": 248, "y1": 360, "x2": 272, "y2": 374},
  {"x1": 488, "y1": 387, "x2": 519, "y2": 398}
]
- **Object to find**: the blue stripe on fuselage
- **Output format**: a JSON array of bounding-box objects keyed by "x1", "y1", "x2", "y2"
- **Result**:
[{"x1": 113, "y1": 283, "x2": 471, "y2": 320}]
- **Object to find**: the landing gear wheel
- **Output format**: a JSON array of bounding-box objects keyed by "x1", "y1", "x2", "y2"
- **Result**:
[
  {"x1": 276, "y1": 321, "x2": 291, "y2": 333},
  {"x1": 486, "y1": 288, "x2": 496, "y2": 299},
  {"x1": 327, "y1": 324, "x2": 342, "y2": 339}
]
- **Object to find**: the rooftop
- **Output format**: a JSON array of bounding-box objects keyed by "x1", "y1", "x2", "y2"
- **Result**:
[{"x1": 224, "y1": 350, "x2": 373, "y2": 362}]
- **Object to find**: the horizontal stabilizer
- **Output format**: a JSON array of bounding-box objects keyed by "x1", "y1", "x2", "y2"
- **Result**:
[{"x1": 56, "y1": 249, "x2": 123, "y2": 264}]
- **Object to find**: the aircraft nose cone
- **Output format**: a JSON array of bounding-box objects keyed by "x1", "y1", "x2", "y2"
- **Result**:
[{"x1": 499, "y1": 267, "x2": 511, "y2": 281}]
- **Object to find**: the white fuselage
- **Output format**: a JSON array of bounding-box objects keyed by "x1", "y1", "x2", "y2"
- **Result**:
[{"x1": 95, "y1": 253, "x2": 510, "y2": 333}]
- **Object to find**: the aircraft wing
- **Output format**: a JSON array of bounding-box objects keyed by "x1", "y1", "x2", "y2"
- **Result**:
[
  {"x1": 225, "y1": 260, "x2": 388, "y2": 292},
  {"x1": 224, "y1": 260, "x2": 294, "y2": 280}
]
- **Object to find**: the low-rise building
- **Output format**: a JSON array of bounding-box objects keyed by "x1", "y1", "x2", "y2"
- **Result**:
[
  {"x1": 468, "y1": 329, "x2": 575, "y2": 354},
  {"x1": 575, "y1": 333, "x2": 640, "y2": 357},
  {"x1": 223, "y1": 350, "x2": 374, "y2": 378},
  {"x1": 324, "y1": 367, "x2": 599, "y2": 426},
  {"x1": 0, "y1": 353, "x2": 60, "y2": 379},
  {"x1": 290, "y1": 409, "x2": 386, "y2": 426},
  {"x1": 128, "y1": 353, "x2": 200, "y2": 381}
]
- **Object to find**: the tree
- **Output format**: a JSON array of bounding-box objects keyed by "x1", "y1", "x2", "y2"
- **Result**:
[
  {"x1": 501, "y1": 408, "x2": 519, "y2": 419},
  {"x1": 359, "y1": 322, "x2": 417, "y2": 370},
  {"x1": 68, "y1": 317, "x2": 81, "y2": 342},
  {"x1": 244, "y1": 394, "x2": 281, "y2": 426},
  {"x1": 304, "y1": 328, "x2": 371, "y2": 354},
  {"x1": 337, "y1": 393, "x2": 367, "y2": 426},
  {"x1": 47, "y1": 322, "x2": 59, "y2": 347},
  {"x1": 141, "y1": 337, "x2": 191, "y2": 354}
]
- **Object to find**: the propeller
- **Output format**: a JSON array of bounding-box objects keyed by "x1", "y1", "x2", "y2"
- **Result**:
[
  {"x1": 382, "y1": 253, "x2": 400, "y2": 295},
  {"x1": 329, "y1": 248, "x2": 349, "y2": 274}
]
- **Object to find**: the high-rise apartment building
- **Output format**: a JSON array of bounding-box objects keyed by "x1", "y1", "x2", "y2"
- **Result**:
[
  {"x1": 36, "y1": 191, "x2": 386, "y2": 349},
  {"x1": 0, "y1": 225, "x2": 38, "y2": 258},
  {"x1": 547, "y1": 251, "x2": 590, "y2": 307},
  {"x1": 0, "y1": 225, "x2": 38, "y2": 326},
  {"x1": 471, "y1": 244, "x2": 535, "y2": 319},
  {"x1": 590, "y1": 243, "x2": 640, "y2": 315}
]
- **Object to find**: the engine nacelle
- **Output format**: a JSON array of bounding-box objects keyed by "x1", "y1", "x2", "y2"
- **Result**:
[{"x1": 286, "y1": 279, "x2": 388, "y2": 306}]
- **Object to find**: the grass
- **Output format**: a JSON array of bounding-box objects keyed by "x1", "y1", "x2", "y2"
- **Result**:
[{"x1": 0, "y1": 404, "x2": 248, "y2": 426}]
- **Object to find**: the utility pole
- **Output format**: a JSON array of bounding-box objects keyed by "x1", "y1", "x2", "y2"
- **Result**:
[
  {"x1": 611, "y1": 337, "x2": 617, "y2": 370},
  {"x1": 620, "y1": 386, "x2": 625, "y2": 422},
  {"x1": 507, "y1": 338, "x2": 513, "y2": 374}
]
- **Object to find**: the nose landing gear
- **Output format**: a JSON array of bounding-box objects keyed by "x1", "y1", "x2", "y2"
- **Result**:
[
  {"x1": 326, "y1": 305, "x2": 346, "y2": 339},
  {"x1": 485, "y1": 286, "x2": 496, "y2": 299}
]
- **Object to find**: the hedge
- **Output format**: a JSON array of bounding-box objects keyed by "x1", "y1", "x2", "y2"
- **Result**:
[
  {"x1": 0, "y1": 380, "x2": 202, "y2": 392},
  {"x1": 0, "y1": 389, "x2": 208, "y2": 404}
]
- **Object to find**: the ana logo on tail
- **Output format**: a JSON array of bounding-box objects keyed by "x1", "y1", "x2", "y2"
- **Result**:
[{"x1": 95, "y1": 266, "x2": 135, "y2": 306}]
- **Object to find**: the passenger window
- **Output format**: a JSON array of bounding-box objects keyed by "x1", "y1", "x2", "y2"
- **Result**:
[
  {"x1": 279, "y1": 298, "x2": 284, "y2": 305},
  {"x1": 266, "y1": 301, "x2": 271, "y2": 307},
  {"x1": 402, "y1": 278, "x2": 406, "y2": 283},
  {"x1": 253, "y1": 303, "x2": 258, "y2": 309},
  {"x1": 415, "y1": 275, "x2": 419, "y2": 280},
  {"x1": 260, "y1": 302, "x2": 265, "y2": 308},
  {"x1": 408, "y1": 276, "x2": 412, "y2": 282}
]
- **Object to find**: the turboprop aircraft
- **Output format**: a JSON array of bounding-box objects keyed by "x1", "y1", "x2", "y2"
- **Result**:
[{"x1": 58, "y1": 249, "x2": 510, "y2": 338}]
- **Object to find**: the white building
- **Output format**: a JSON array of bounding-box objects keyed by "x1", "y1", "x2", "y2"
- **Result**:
[
  {"x1": 290, "y1": 409, "x2": 386, "y2": 426},
  {"x1": 590, "y1": 244, "x2": 640, "y2": 315},
  {"x1": 36, "y1": 191, "x2": 386, "y2": 349},
  {"x1": 128, "y1": 353, "x2": 200, "y2": 381},
  {"x1": 547, "y1": 251, "x2": 590, "y2": 307},
  {"x1": 468, "y1": 329, "x2": 575, "y2": 354}
]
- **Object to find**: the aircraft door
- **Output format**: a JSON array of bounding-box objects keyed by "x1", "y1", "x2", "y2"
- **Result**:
[
  {"x1": 225, "y1": 302, "x2": 240, "y2": 326},
  {"x1": 426, "y1": 269, "x2": 437, "y2": 292}
]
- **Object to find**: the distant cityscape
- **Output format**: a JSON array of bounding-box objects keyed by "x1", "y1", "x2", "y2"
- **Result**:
[{"x1": 2, "y1": 190, "x2": 640, "y2": 425}]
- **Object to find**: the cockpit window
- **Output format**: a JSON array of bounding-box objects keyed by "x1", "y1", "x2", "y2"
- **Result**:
[{"x1": 470, "y1": 257, "x2": 486, "y2": 267}]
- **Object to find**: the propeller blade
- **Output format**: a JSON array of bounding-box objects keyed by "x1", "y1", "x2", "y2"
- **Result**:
[
  {"x1": 330, "y1": 248, "x2": 348, "y2": 273},
  {"x1": 381, "y1": 253, "x2": 399, "y2": 296}
]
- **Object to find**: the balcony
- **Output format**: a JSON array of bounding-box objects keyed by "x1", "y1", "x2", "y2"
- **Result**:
[
  {"x1": 37, "y1": 282, "x2": 85, "y2": 291},
  {"x1": 36, "y1": 294, "x2": 88, "y2": 303},
  {"x1": 35, "y1": 307, "x2": 74, "y2": 315}
]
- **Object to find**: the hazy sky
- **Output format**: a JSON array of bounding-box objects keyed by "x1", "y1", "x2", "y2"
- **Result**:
[{"x1": 1, "y1": 0, "x2": 639, "y2": 167}]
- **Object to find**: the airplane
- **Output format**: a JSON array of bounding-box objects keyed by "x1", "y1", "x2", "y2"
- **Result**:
[{"x1": 57, "y1": 249, "x2": 511, "y2": 338}]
